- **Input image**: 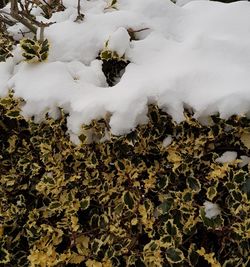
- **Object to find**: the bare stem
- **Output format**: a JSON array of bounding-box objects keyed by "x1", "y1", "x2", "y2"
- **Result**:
[
  {"x1": 74, "y1": 0, "x2": 84, "y2": 21},
  {"x1": 0, "y1": 14, "x2": 16, "y2": 26},
  {"x1": 77, "y1": 0, "x2": 81, "y2": 16},
  {"x1": 39, "y1": 25, "x2": 45, "y2": 42},
  {"x1": 10, "y1": 0, "x2": 37, "y2": 33}
]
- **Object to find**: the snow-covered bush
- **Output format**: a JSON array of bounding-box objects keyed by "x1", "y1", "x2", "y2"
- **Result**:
[
  {"x1": 1, "y1": 0, "x2": 250, "y2": 266},
  {"x1": 0, "y1": 94, "x2": 249, "y2": 266}
]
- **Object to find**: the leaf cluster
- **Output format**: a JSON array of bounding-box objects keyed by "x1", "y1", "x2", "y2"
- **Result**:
[
  {"x1": 99, "y1": 42, "x2": 129, "y2": 86},
  {"x1": 0, "y1": 94, "x2": 250, "y2": 266},
  {"x1": 20, "y1": 38, "x2": 49, "y2": 62},
  {"x1": 0, "y1": 31, "x2": 14, "y2": 62}
]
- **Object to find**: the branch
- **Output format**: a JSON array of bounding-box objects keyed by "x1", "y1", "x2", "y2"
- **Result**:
[
  {"x1": 0, "y1": 10, "x2": 12, "y2": 16},
  {"x1": 74, "y1": 0, "x2": 84, "y2": 22},
  {"x1": 10, "y1": 0, "x2": 37, "y2": 33},
  {"x1": 0, "y1": 14, "x2": 16, "y2": 26}
]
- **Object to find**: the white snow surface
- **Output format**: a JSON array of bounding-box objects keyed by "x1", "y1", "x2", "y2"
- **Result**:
[
  {"x1": 1, "y1": 0, "x2": 250, "y2": 143},
  {"x1": 239, "y1": 155, "x2": 250, "y2": 168},
  {"x1": 204, "y1": 201, "x2": 221, "y2": 219},
  {"x1": 215, "y1": 151, "x2": 237, "y2": 164},
  {"x1": 162, "y1": 136, "x2": 173, "y2": 148}
]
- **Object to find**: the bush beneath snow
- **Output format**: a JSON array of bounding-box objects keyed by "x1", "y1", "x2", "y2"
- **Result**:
[{"x1": 0, "y1": 94, "x2": 249, "y2": 266}]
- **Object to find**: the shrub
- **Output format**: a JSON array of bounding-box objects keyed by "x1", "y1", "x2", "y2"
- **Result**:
[{"x1": 0, "y1": 92, "x2": 249, "y2": 266}]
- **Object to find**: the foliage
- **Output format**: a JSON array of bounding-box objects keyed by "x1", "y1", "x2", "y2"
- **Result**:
[
  {"x1": 20, "y1": 38, "x2": 50, "y2": 62},
  {"x1": 0, "y1": 93, "x2": 250, "y2": 266},
  {"x1": 99, "y1": 41, "x2": 129, "y2": 86},
  {"x1": 0, "y1": 30, "x2": 14, "y2": 62},
  {"x1": 0, "y1": 0, "x2": 63, "y2": 59},
  {"x1": 104, "y1": 0, "x2": 118, "y2": 11}
]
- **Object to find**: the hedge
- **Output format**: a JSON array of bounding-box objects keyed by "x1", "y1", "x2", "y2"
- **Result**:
[{"x1": 0, "y1": 92, "x2": 249, "y2": 267}]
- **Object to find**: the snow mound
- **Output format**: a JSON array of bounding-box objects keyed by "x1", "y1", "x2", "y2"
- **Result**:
[{"x1": 1, "y1": 0, "x2": 250, "y2": 143}]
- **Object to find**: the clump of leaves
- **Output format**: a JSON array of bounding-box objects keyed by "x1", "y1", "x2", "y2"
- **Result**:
[
  {"x1": 98, "y1": 40, "x2": 129, "y2": 86},
  {"x1": 0, "y1": 93, "x2": 250, "y2": 267},
  {"x1": 20, "y1": 38, "x2": 49, "y2": 62},
  {"x1": 0, "y1": 31, "x2": 14, "y2": 62},
  {"x1": 35, "y1": 0, "x2": 65, "y2": 19}
]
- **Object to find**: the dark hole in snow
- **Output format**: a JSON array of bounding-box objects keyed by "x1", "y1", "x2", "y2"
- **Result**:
[{"x1": 97, "y1": 57, "x2": 130, "y2": 86}]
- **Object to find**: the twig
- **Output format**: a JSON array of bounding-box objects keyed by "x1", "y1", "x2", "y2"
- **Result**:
[
  {"x1": 74, "y1": 0, "x2": 84, "y2": 22},
  {"x1": 41, "y1": 0, "x2": 53, "y2": 9},
  {"x1": 77, "y1": 0, "x2": 81, "y2": 15},
  {"x1": 0, "y1": 14, "x2": 16, "y2": 26},
  {"x1": 0, "y1": 10, "x2": 12, "y2": 16},
  {"x1": 18, "y1": 29, "x2": 32, "y2": 37},
  {"x1": 10, "y1": 0, "x2": 37, "y2": 33},
  {"x1": 131, "y1": 27, "x2": 150, "y2": 33},
  {"x1": 39, "y1": 24, "x2": 45, "y2": 42}
]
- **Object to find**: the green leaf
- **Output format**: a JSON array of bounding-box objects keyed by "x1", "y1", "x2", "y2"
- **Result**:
[
  {"x1": 233, "y1": 170, "x2": 247, "y2": 184},
  {"x1": 200, "y1": 207, "x2": 224, "y2": 229},
  {"x1": 20, "y1": 38, "x2": 49, "y2": 62},
  {"x1": 79, "y1": 134, "x2": 87, "y2": 143},
  {"x1": 182, "y1": 190, "x2": 193, "y2": 202},
  {"x1": 91, "y1": 238, "x2": 103, "y2": 255},
  {"x1": 157, "y1": 175, "x2": 169, "y2": 190},
  {"x1": 206, "y1": 185, "x2": 218, "y2": 201},
  {"x1": 100, "y1": 50, "x2": 112, "y2": 60},
  {"x1": 117, "y1": 160, "x2": 125, "y2": 170},
  {"x1": 49, "y1": 201, "x2": 61, "y2": 209},
  {"x1": 6, "y1": 110, "x2": 20, "y2": 118},
  {"x1": 111, "y1": 257, "x2": 120, "y2": 266},
  {"x1": 166, "y1": 247, "x2": 184, "y2": 263},
  {"x1": 230, "y1": 189, "x2": 242, "y2": 202},
  {"x1": 99, "y1": 214, "x2": 109, "y2": 228},
  {"x1": 188, "y1": 244, "x2": 199, "y2": 266},
  {"x1": 187, "y1": 177, "x2": 201, "y2": 192},
  {"x1": 144, "y1": 240, "x2": 158, "y2": 252},
  {"x1": 90, "y1": 214, "x2": 100, "y2": 228},
  {"x1": 165, "y1": 220, "x2": 178, "y2": 236},
  {"x1": 123, "y1": 191, "x2": 134, "y2": 210},
  {"x1": 80, "y1": 196, "x2": 90, "y2": 210},
  {"x1": 0, "y1": 248, "x2": 10, "y2": 264},
  {"x1": 114, "y1": 203, "x2": 124, "y2": 216},
  {"x1": 158, "y1": 198, "x2": 173, "y2": 215},
  {"x1": 222, "y1": 258, "x2": 241, "y2": 267}
]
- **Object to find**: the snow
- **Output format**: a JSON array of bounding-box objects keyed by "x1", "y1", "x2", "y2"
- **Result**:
[
  {"x1": 0, "y1": 58, "x2": 13, "y2": 97},
  {"x1": 215, "y1": 151, "x2": 237, "y2": 164},
  {"x1": 239, "y1": 156, "x2": 250, "y2": 168},
  {"x1": 176, "y1": 0, "x2": 208, "y2": 7},
  {"x1": 107, "y1": 27, "x2": 130, "y2": 57},
  {"x1": 204, "y1": 201, "x2": 221, "y2": 219},
  {"x1": 162, "y1": 136, "x2": 172, "y2": 148},
  {"x1": 1, "y1": 0, "x2": 250, "y2": 143}
]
